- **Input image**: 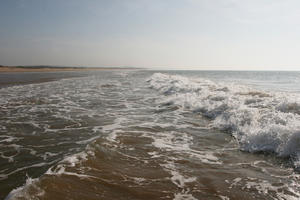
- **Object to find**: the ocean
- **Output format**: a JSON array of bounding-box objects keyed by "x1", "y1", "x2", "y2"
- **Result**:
[{"x1": 1, "y1": 70, "x2": 300, "y2": 200}]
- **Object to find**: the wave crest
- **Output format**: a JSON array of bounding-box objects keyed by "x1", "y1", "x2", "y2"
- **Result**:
[{"x1": 148, "y1": 73, "x2": 300, "y2": 167}]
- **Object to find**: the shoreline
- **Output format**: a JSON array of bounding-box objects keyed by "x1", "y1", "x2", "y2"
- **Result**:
[
  {"x1": 0, "y1": 66, "x2": 138, "y2": 73},
  {"x1": 0, "y1": 72, "x2": 84, "y2": 89}
]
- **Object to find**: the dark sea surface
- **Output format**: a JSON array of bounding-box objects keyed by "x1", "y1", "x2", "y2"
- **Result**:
[
  {"x1": 0, "y1": 71, "x2": 89, "y2": 88},
  {"x1": 1, "y1": 70, "x2": 300, "y2": 200}
]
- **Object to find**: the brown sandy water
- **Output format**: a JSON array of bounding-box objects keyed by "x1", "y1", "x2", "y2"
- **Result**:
[{"x1": 1, "y1": 71, "x2": 300, "y2": 200}]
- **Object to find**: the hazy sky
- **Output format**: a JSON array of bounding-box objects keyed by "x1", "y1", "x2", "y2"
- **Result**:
[{"x1": 0, "y1": 0, "x2": 300, "y2": 70}]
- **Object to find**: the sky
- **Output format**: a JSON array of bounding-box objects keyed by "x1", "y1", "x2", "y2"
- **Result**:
[{"x1": 0, "y1": 0, "x2": 300, "y2": 70}]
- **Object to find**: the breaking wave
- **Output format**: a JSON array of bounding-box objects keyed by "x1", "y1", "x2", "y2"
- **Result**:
[{"x1": 148, "y1": 73, "x2": 300, "y2": 167}]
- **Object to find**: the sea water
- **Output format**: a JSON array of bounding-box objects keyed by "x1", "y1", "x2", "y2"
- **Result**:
[{"x1": 1, "y1": 70, "x2": 300, "y2": 200}]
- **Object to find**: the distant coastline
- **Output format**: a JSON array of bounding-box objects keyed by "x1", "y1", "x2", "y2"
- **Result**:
[{"x1": 0, "y1": 65, "x2": 139, "y2": 73}]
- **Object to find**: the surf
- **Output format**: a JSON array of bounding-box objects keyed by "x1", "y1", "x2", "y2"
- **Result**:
[{"x1": 148, "y1": 73, "x2": 300, "y2": 168}]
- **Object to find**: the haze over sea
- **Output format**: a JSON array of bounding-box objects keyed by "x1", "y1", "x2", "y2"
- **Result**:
[{"x1": 1, "y1": 70, "x2": 300, "y2": 200}]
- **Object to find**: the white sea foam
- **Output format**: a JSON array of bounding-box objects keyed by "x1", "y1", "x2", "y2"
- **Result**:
[
  {"x1": 45, "y1": 151, "x2": 93, "y2": 179},
  {"x1": 103, "y1": 117, "x2": 128, "y2": 143},
  {"x1": 161, "y1": 162, "x2": 197, "y2": 200},
  {"x1": 218, "y1": 195, "x2": 230, "y2": 200},
  {"x1": 5, "y1": 175, "x2": 44, "y2": 200},
  {"x1": 229, "y1": 176, "x2": 300, "y2": 200},
  {"x1": 148, "y1": 73, "x2": 300, "y2": 167},
  {"x1": 173, "y1": 193, "x2": 197, "y2": 200},
  {"x1": 148, "y1": 129, "x2": 221, "y2": 165},
  {"x1": 0, "y1": 161, "x2": 58, "y2": 181}
]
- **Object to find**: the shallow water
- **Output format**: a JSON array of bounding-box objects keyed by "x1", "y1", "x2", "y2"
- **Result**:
[
  {"x1": 1, "y1": 70, "x2": 300, "y2": 200},
  {"x1": 0, "y1": 71, "x2": 87, "y2": 88}
]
